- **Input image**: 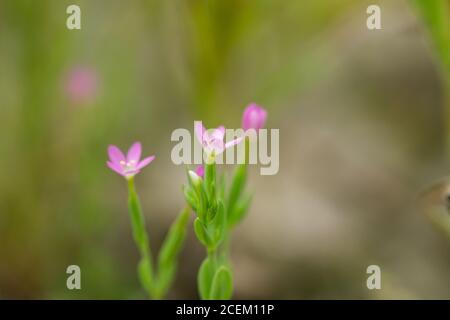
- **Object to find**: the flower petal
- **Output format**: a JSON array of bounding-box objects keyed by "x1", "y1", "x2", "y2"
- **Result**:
[
  {"x1": 256, "y1": 108, "x2": 267, "y2": 129},
  {"x1": 210, "y1": 126, "x2": 225, "y2": 140},
  {"x1": 195, "y1": 165, "x2": 205, "y2": 178},
  {"x1": 242, "y1": 103, "x2": 267, "y2": 131},
  {"x1": 108, "y1": 145, "x2": 126, "y2": 164},
  {"x1": 107, "y1": 161, "x2": 125, "y2": 176},
  {"x1": 137, "y1": 155, "x2": 155, "y2": 170},
  {"x1": 211, "y1": 139, "x2": 225, "y2": 154},
  {"x1": 225, "y1": 137, "x2": 243, "y2": 149},
  {"x1": 195, "y1": 121, "x2": 206, "y2": 143},
  {"x1": 127, "y1": 142, "x2": 142, "y2": 163}
]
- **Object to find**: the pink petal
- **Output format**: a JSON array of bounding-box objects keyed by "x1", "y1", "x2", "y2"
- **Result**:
[
  {"x1": 127, "y1": 142, "x2": 142, "y2": 163},
  {"x1": 210, "y1": 139, "x2": 225, "y2": 154},
  {"x1": 136, "y1": 155, "x2": 155, "y2": 170},
  {"x1": 254, "y1": 108, "x2": 267, "y2": 129},
  {"x1": 242, "y1": 103, "x2": 267, "y2": 131},
  {"x1": 210, "y1": 126, "x2": 225, "y2": 140},
  {"x1": 195, "y1": 165, "x2": 204, "y2": 178},
  {"x1": 124, "y1": 169, "x2": 140, "y2": 176},
  {"x1": 107, "y1": 161, "x2": 126, "y2": 176},
  {"x1": 108, "y1": 145, "x2": 125, "y2": 164},
  {"x1": 225, "y1": 137, "x2": 243, "y2": 149},
  {"x1": 195, "y1": 121, "x2": 207, "y2": 143}
]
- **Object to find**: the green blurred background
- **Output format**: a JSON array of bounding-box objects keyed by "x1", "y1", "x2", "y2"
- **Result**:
[{"x1": 0, "y1": 0, "x2": 449, "y2": 299}]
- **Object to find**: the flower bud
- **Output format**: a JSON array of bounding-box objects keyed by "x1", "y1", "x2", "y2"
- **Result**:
[
  {"x1": 188, "y1": 170, "x2": 202, "y2": 188},
  {"x1": 242, "y1": 103, "x2": 267, "y2": 131},
  {"x1": 195, "y1": 165, "x2": 205, "y2": 178}
]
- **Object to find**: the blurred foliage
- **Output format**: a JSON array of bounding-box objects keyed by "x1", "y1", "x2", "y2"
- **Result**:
[{"x1": 413, "y1": 0, "x2": 450, "y2": 74}]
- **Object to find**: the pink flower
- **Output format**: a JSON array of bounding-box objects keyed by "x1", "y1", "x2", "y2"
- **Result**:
[
  {"x1": 64, "y1": 66, "x2": 98, "y2": 104},
  {"x1": 195, "y1": 121, "x2": 242, "y2": 156},
  {"x1": 242, "y1": 103, "x2": 267, "y2": 131},
  {"x1": 195, "y1": 165, "x2": 204, "y2": 178},
  {"x1": 107, "y1": 142, "x2": 155, "y2": 178}
]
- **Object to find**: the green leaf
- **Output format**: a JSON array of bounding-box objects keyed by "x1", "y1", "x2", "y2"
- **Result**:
[
  {"x1": 187, "y1": 174, "x2": 208, "y2": 221},
  {"x1": 127, "y1": 178, "x2": 155, "y2": 298},
  {"x1": 212, "y1": 200, "x2": 226, "y2": 244},
  {"x1": 138, "y1": 258, "x2": 153, "y2": 294},
  {"x1": 183, "y1": 185, "x2": 198, "y2": 212},
  {"x1": 413, "y1": 0, "x2": 450, "y2": 72},
  {"x1": 154, "y1": 263, "x2": 175, "y2": 299},
  {"x1": 198, "y1": 257, "x2": 214, "y2": 300},
  {"x1": 209, "y1": 266, "x2": 233, "y2": 300},
  {"x1": 228, "y1": 193, "x2": 253, "y2": 228},
  {"x1": 204, "y1": 161, "x2": 216, "y2": 201},
  {"x1": 151, "y1": 207, "x2": 190, "y2": 299},
  {"x1": 205, "y1": 198, "x2": 218, "y2": 224},
  {"x1": 194, "y1": 217, "x2": 211, "y2": 247},
  {"x1": 218, "y1": 173, "x2": 226, "y2": 200},
  {"x1": 128, "y1": 186, "x2": 147, "y2": 246},
  {"x1": 227, "y1": 163, "x2": 247, "y2": 218},
  {"x1": 157, "y1": 207, "x2": 190, "y2": 269}
]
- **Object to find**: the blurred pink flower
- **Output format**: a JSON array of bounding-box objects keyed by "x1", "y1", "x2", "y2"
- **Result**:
[
  {"x1": 195, "y1": 121, "x2": 242, "y2": 156},
  {"x1": 64, "y1": 66, "x2": 98, "y2": 104},
  {"x1": 195, "y1": 165, "x2": 204, "y2": 178},
  {"x1": 242, "y1": 103, "x2": 267, "y2": 131},
  {"x1": 107, "y1": 142, "x2": 155, "y2": 178}
]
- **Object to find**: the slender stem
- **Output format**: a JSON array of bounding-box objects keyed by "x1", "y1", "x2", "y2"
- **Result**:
[
  {"x1": 127, "y1": 177, "x2": 155, "y2": 299},
  {"x1": 220, "y1": 232, "x2": 231, "y2": 262},
  {"x1": 207, "y1": 247, "x2": 218, "y2": 270}
]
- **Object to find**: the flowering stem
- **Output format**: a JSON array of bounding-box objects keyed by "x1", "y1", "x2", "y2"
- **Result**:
[
  {"x1": 127, "y1": 177, "x2": 155, "y2": 299},
  {"x1": 186, "y1": 157, "x2": 233, "y2": 299}
]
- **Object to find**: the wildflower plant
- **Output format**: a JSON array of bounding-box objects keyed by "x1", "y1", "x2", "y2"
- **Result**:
[
  {"x1": 183, "y1": 103, "x2": 267, "y2": 299},
  {"x1": 107, "y1": 142, "x2": 189, "y2": 299}
]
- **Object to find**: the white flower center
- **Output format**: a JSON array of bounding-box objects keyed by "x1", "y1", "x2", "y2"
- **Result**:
[{"x1": 119, "y1": 160, "x2": 137, "y2": 172}]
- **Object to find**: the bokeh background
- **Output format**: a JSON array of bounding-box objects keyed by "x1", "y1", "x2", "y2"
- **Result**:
[{"x1": 0, "y1": 0, "x2": 449, "y2": 299}]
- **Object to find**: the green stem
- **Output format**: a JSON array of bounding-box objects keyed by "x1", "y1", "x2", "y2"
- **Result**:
[
  {"x1": 127, "y1": 177, "x2": 155, "y2": 299},
  {"x1": 219, "y1": 232, "x2": 231, "y2": 263},
  {"x1": 207, "y1": 247, "x2": 218, "y2": 271}
]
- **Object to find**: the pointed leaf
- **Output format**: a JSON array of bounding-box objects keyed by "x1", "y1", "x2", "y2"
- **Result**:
[
  {"x1": 228, "y1": 193, "x2": 253, "y2": 228},
  {"x1": 183, "y1": 185, "x2": 198, "y2": 212},
  {"x1": 209, "y1": 266, "x2": 233, "y2": 300},
  {"x1": 227, "y1": 163, "x2": 247, "y2": 218},
  {"x1": 194, "y1": 218, "x2": 211, "y2": 247},
  {"x1": 198, "y1": 257, "x2": 214, "y2": 300},
  {"x1": 157, "y1": 207, "x2": 190, "y2": 268}
]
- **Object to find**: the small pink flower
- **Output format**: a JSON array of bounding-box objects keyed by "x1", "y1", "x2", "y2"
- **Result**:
[
  {"x1": 242, "y1": 103, "x2": 267, "y2": 131},
  {"x1": 64, "y1": 66, "x2": 98, "y2": 104},
  {"x1": 107, "y1": 142, "x2": 155, "y2": 178},
  {"x1": 195, "y1": 121, "x2": 242, "y2": 156},
  {"x1": 195, "y1": 165, "x2": 204, "y2": 178}
]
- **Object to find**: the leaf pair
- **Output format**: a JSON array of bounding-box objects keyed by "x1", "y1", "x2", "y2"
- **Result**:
[
  {"x1": 194, "y1": 201, "x2": 226, "y2": 250},
  {"x1": 198, "y1": 257, "x2": 233, "y2": 300}
]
